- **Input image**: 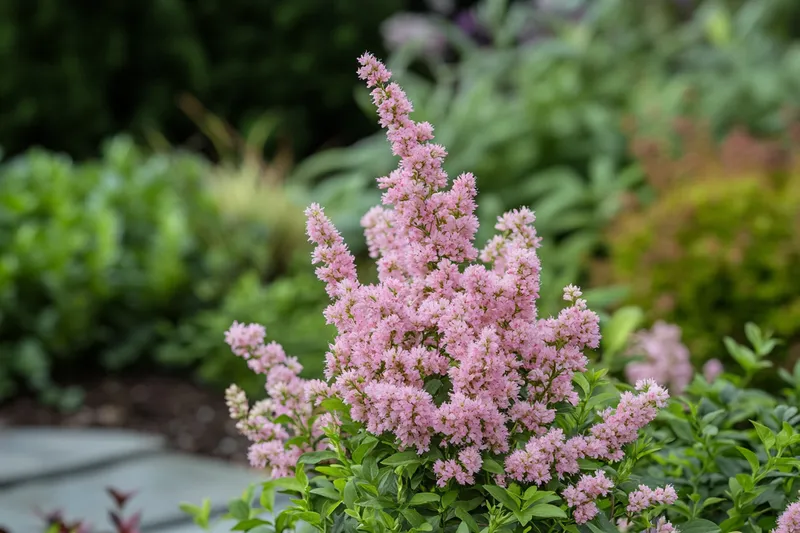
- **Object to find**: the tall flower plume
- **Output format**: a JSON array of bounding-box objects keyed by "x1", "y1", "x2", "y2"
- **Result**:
[{"x1": 223, "y1": 53, "x2": 669, "y2": 507}]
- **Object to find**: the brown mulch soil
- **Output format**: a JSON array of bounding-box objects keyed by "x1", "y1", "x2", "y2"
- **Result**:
[{"x1": 0, "y1": 375, "x2": 251, "y2": 465}]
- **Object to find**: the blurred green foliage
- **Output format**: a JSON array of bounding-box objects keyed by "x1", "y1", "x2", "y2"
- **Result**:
[
  {"x1": 0, "y1": 0, "x2": 404, "y2": 158},
  {"x1": 607, "y1": 120, "x2": 800, "y2": 366},
  {"x1": 157, "y1": 268, "x2": 333, "y2": 396},
  {"x1": 0, "y1": 138, "x2": 213, "y2": 404},
  {"x1": 0, "y1": 136, "x2": 332, "y2": 405},
  {"x1": 294, "y1": 0, "x2": 800, "y2": 317}
]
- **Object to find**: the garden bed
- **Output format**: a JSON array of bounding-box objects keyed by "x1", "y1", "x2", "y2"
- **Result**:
[{"x1": 0, "y1": 375, "x2": 250, "y2": 465}]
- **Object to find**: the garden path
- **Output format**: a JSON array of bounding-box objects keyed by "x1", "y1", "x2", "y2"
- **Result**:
[{"x1": 0, "y1": 427, "x2": 275, "y2": 533}]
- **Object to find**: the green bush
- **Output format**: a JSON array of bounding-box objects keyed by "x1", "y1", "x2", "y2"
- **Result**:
[
  {"x1": 157, "y1": 268, "x2": 333, "y2": 396},
  {"x1": 607, "y1": 121, "x2": 800, "y2": 365},
  {"x1": 0, "y1": 137, "x2": 215, "y2": 402},
  {"x1": 0, "y1": 0, "x2": 404, "y2": 158},
  {"x1": 0, "y1": 136, "x2": 325, "y2": 405}
]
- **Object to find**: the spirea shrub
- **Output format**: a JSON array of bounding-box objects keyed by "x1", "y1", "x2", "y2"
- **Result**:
[{"x1": 210, "y1": 53, "x2": 682, "y2": 533}]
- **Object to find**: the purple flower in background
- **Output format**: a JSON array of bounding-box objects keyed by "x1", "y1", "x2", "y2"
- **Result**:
[
  {"x1": 382, "y1": 13, "x2": 448, "y2": 58},
  {"x1": 702, "y1": 358, "x2": 723, "y2": 382}
]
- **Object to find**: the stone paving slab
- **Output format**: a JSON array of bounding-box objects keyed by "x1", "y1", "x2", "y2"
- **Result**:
[
  {"x1": 0, "y1": 428, "x2": 165, "y2": 487},
  {"x1": 0, "y1": 452, "x2": 267, "y2": 533}
]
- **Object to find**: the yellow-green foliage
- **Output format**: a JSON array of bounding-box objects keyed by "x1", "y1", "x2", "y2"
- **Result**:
[{"x1": 608, "y1": 122, "x2": 800, "y2": 363}]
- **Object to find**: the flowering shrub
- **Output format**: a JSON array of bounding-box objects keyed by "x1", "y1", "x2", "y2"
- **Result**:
[{"x1": 202, "y1": 53, "x2": 685, "y2": 533}]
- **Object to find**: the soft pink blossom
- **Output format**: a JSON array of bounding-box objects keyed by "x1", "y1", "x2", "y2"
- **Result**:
[
  {"x1": 703, "y1": 358, "x2": 724, "y2": 382},
  {"x1": 773, "y1": 500, "x2": 800, "y2": 533},
  {"x1": 626, "y1": 321, "x2": 693, "y2": 394}
]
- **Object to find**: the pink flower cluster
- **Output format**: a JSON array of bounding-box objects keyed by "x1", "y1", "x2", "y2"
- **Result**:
[
  {"x1": 626, "y1": 485, "x2": 678, "y2": 513},
  {"x1": 223, "y1": 53, "x2": 671, "y2": 519},
  {"x1": 433, "y1": 446, "x2": 483, "y2": 486},
  {"x1": 224, "y1": 322, "x2": 330, "y2": 478},
  {"x1": 562, "y1": 471, "x2": 614, "y2": 524},
  {"x1": 625, "y1": 321, "x2": 693, "y2": 394},
  {"x1": 646, "y1": 517, "x2": 678, "y2": 533},
  {"x1": 773, "y1": 500, "x2": 800, "y2": 533}
]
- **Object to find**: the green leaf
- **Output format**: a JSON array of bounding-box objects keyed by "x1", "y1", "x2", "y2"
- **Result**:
[
  {"x1": 310, "y1": 487, "x2": 341, "y2": 500},
  {"x1": 344, "y1": 479, "x2": 357, "y2": 508},
  {"x1": 402, "y1": 508, "x2": 426, "y2": 527},
  {"x1": 736, "y1": 446, "x2": 759, "y2": 474},
  {"x1": 180, "y1": 498, "x2": 212, "y2": 528},
  {"x1": 382, "y1": 451, "x2": 423, "y2": 467},
  {"x1": 701, "y1": 497, "x2": 726, "y2": 509},
  {"x1": 482, "y1": 457, "x2": 505, "y2": 474},
  {"x1": 424, "y1": 379, "x2": 443, "y2": 396},
  {"x1": 315, "y1": 465, "x2": 350, "y2": 478},
  {"x1": 321, "y1": 398, "x2": 350, "y2": 413},
  {"x1": 744, "y1": 322, "x2": 762, "y2": 349},
  {"x1": 319, "y1": 500, "x2": 340, "y2": 519},
  {"x1": 484, "y1": 485, "x2": 519, "y2": 511},
  {"x1": 232, "y1": 519, "x2": 271, "y2": 531},
  {"x1": 752, "y1": 421, "x2": 776, "y2": 450},
  {"x1": 586, "y1": 391, "x2": 619, "y2": 411},
  {"x1": 273, "y1": 414, "x2": 294, "y2": 425},
  {"x1": 299, "y1": 450, "x2": 338, "y2": 465},
  {"x1": 270, "y1": 476, "x2": 305, "y2": 493},
  {"x1": 456, "y1": 522, "x2": 470, "y2": 533},
  {"x1": 229, "y1": 499, "x2": 251, "y2": 520},
  {"x1": 260, "y1": 482, "x2": 275, "y2": 513},
  {"x1": 455, "y1": 508, "x2": 479, "y2": 533},
  {"x1": 293, "y1": 511, "x2": 323, "y2": 525},
  {"x1": 678, "y1": 519, "x2": 721, "y2": 533},
  {"x1": 296, "y1": 465, "x2": 309, "y2": 488},
  {"x1": 408, "y1": 493, "x2": 440, "y2": 506},
  {"x1": 601, "y1": 306, "x2": 644, "y2": 358},
  {"x1": 352, "y1": 437, "x2": 379, "y2": 464},
  {"x1": 442, "y1": 490, "x2": 459, "y2": 509},
  {"x1": 573, "y1": 373, "x2": 590, "y2": 397},
  {"x1": 526, "y1": 503, "x2": 566, "y2": 519}
]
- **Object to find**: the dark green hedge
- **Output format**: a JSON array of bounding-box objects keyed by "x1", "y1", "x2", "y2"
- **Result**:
[{"x1": 0, "y1": 0, "x2": 405, "y2": 158}]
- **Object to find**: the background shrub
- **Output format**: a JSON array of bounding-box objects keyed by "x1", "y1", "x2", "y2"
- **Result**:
[
  {"x1": 0, "y1": 136, "x2": 323, "y2": 404},
  {"x1": 606, "y1": 120, "x2": 800, "y2": 366}
]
